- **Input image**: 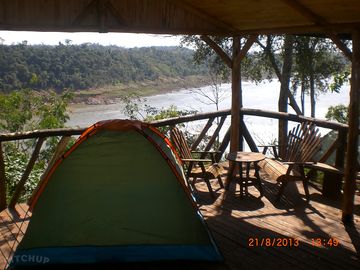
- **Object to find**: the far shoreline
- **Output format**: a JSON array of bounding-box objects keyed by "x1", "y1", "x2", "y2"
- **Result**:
[{"x1": 70, "y1": 75, "x2": 215, "y2": 108}]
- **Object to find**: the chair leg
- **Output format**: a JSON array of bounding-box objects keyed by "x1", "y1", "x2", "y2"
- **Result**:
[
  {"x1": 276, "y1": 181, "x2": 288, "y2": 201},
  {"x1": 303, "y1": 178, "x2": 310, "y2": 201},
  {"x1": 191, "y1": 177, "x2": 197, "y2": 190},
  {"x1": 204, "y1": 176, "x2": 215, "y2": 198},
  {"x1": 217, "y1": 175, "x2": 224, "y2": 189}
]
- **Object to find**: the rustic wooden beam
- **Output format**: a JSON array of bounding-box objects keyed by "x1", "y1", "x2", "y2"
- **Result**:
[
  {"x1": 8, "y1": 138, "x2": 45, "y2": 210},
  {"x1": 0, "y1": 127, "x2": 85, "y2": 142},
  {"x1": 71, "y1": 0, "x2": 97, "y2": 26},
  {"x1": 151, "y1": 107, "x2": 352, "y2": 131},
  {"x1": 230, "y1": 36, "x2": 242, "y2": 153},
  {"x1": 239, "y1": 35, "x2": 257, "y2": 60},
  {"x1": 281, "y1": 0, "x2": 325, "y2": 26},
  {"x1": 98, "y1": 0, "x2": 108, "y2": 33},
  {"x1": 106, "y1": 0, "x2": 127, "y2": 27},
  {"x1": 342, "y1": 30, "x2": 360, "y2": 225},
  {"x1": 152, "y1": 109, "x2": 231, "y2": 127},
  {"x1": 0, "y1": 142, "x2": 7, "y2": 211},
  {"x1": 327, "y1": 33, "x2": 352, "y2": 61},
  {"x1": 190, "y1": 117, "x2": 215, "y2": 150},
  {"x1": 318, "y1": 137, "x2": 339, "y2": 163},
  {"x1": 200, "y1": 35, "x2": 232, "y2": 68},
  {"x1": 281, "y1": 0, "x2": 353, "y2": 61},
  {"x1": 241, "y1": 120, "x2": 259, "y2": 152},
  {"x1": 241, "y1": 108, "x2": 350, "y2": 131},
  {"x1": 167, "y1": 0, "x2": 236, "y2": 33},
  {"x1": 216, "y1": 127, "x2": 231, "y2": 162},
  {"x1": 203, "y1": 116, "x2": 227, "y2": 153}
]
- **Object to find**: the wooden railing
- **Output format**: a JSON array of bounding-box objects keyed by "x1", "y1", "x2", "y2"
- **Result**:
[{"x1": 0, "y1": 108, "x2": 357, "y2": 211}]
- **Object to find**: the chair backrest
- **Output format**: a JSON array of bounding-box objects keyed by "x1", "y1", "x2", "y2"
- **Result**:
[
  {"x1": 170, "y1": 127, "x2": 192, "y2": 161},
  {"x1": 284, "y1": 122, "x2": 322, "y2": 162}
]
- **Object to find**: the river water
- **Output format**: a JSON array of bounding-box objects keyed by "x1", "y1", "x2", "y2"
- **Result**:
[{"x1": 67, "y1": 80, "x2": 350, "y2": 148}]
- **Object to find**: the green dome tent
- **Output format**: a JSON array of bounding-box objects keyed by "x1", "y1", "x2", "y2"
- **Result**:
[{"x1": 10, "y1": 120, "x2": 222, "y2": 267}]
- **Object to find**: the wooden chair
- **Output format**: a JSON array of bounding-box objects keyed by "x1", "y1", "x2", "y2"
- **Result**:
[
  {"x1": 170, "y1": 127, "x2": 224, "y2": 197},
  {"x1": 258, "y1": 122, "x2": 322, "y2": 201}
]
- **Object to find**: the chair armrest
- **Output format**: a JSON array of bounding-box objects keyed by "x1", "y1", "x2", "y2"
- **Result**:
[
  {"x1": 190, "y1": 151, "x2": 219, "y2": 163},
  {"x1": 258, "y1": 144, "x2": 279, "y2": 147},
  {"x1": 191, "y1": 150, "x2": 221, "y2": 154},
  {"x1": 282, "y1": 161, "x2": 316, "y2": 165},
  {"x1": 182, "y1": 158, "x2": 212, "y2": 163}
]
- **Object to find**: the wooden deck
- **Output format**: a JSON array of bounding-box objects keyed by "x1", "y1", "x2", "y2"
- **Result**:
[{"x1": 0, "y1": 168, "x2": 359, "y2": 270}]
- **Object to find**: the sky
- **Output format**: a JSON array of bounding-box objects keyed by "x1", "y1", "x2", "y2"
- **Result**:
[{"x1": 0, "y1": 31, "x2": 183, "y2": 47}]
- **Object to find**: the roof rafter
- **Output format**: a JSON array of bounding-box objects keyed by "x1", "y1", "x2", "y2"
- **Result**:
[
  {"x1": 200, "y1": 35, "x2": 232, "y2": 68},
  {"x1": 281, "y1": 0, "x2": 352, "y2": 60},
  {"x1": 167, "y1": 0, "x2": 237, "y2": 33}
]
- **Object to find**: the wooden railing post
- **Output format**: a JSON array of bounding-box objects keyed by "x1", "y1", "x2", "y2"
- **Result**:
[
  {"x1": 191, "y1": 117, "x2": 215, "y2": 150},
  {"x1": 8, "y1": 137, "x2": 45, "y2": 210},
  {"x1": 342, "y1": 30, "x2": 360, "y2": 225},
  {"x1": 322, "y1": 130, "x2": 347, "y2": 199},
  {"x1": 202, "y1": 116, "x2": 226, "y2": 153},
  {"x1": 0, "y1": 142, "x2": 7, "y2": 211}
]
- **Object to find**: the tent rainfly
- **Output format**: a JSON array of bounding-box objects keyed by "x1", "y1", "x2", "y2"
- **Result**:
[{"x1": 10, "y1": 120, "x2": 222, "y2": 267}]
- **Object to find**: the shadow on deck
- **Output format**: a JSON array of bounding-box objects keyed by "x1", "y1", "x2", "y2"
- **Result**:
[
  {"x1": 196, "y1": 167, "x2": 360, "y2": 270},
  {"x1": 0, "y1": 168, "x2": 359, "y2": 270}
]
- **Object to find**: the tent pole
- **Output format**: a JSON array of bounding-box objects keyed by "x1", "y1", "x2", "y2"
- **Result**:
[{"x1": 342, "y1": 30, "x2": 360, "y2": 225}]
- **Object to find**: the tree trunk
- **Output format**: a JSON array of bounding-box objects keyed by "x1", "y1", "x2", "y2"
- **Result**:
[
  {"x1": 301, "y1": 79, "x2": 305, "y2": 114},
  {"x1": 310, "y1": 71, "x2": 316, "y2": 117},
  {"x1": 278, "y1": 35, "x2": 294, "y2": 158}
]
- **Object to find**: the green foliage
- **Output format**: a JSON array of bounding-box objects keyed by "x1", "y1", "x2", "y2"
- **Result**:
[
  {"x1": 1, "y1": 89, "x2": 73, "y2": 201},
  {"x1": 0, "y1": 44, "x2": 208, "y2": 92},
  {"x1": 4, "y1": 143, "x2": 45, "y2": 201},
  {"x1": 121, "y1": 94, "x2": 196, "y2": 133},
  {"x1": 325, "y1": 104, "x2": 349, "y2": 124},
  {"x1": 0, "y1": 90, "x2": 72, "y2": 132},
  {"x1": 330, "y1": 70, "x2": 350, "y2": 93}
]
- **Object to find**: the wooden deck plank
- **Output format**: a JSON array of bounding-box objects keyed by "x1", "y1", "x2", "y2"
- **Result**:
[
  {"x1": 196, "y1": 170, "x2": 360, "y2": 270},
  {"x1": 0, "y1": 171, "x2": 359, "y2": 270}
]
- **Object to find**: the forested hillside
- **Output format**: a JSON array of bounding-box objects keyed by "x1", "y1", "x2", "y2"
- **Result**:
[{"x1": 0, "y1": 42, "x2": 207, "y2": 92}]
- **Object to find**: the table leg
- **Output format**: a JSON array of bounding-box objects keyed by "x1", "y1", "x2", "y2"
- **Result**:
[
  {"x1": 225, "y1": 161, "x2": 235, "y2": 190},
  {"x1": 254, "y1": 161, "x2": 263, "y2": 196},
  {"x1": 239, "y1": 162, "x2": 244, "y2": 196}
]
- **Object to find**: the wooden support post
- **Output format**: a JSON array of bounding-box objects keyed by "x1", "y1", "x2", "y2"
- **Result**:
[
  {"x1": 230, "y1": 36, "x2": 242, "y2": 154},
  {"x1": 0, "y1": 142, "x2": 7, "y2": 211},
  {"x1": 8, "y1": 137, "x2": 45, "y2": 210},
  {"x1": 342, "y1": 30, "x2": 360, "y2": 225},
  {"x1": 322, "y1": 130, "x2": 346, "y2": 199}
]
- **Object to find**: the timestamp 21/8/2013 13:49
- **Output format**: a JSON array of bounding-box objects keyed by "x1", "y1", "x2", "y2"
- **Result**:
[{"x1": 248, "y1": 237, "x2": 340, "y2": 247}]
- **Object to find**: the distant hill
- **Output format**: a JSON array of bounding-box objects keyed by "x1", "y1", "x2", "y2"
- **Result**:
[{"x1": 0, "y1": 43, "x2": 208, "y2": 92}]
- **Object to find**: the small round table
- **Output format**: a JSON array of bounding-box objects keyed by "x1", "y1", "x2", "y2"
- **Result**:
[{"x1": 226, "y1": 152, "x2": 265, "y2": 197}]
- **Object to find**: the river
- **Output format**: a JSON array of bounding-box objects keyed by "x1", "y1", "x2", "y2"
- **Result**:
[{"x1": 67, "y1": 80, "x2": 350, "y2": 148}]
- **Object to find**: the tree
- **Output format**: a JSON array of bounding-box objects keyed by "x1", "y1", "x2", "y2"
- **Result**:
[
  {"x1": 292, "y1": 37, "x2": 348, "y2": 117},
  {"x1": 120, "y1": 93, "x2": 196, "y2": 133},
  {"x1": 191, "y1": 65, "x2": 228, "y2": 113}
]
